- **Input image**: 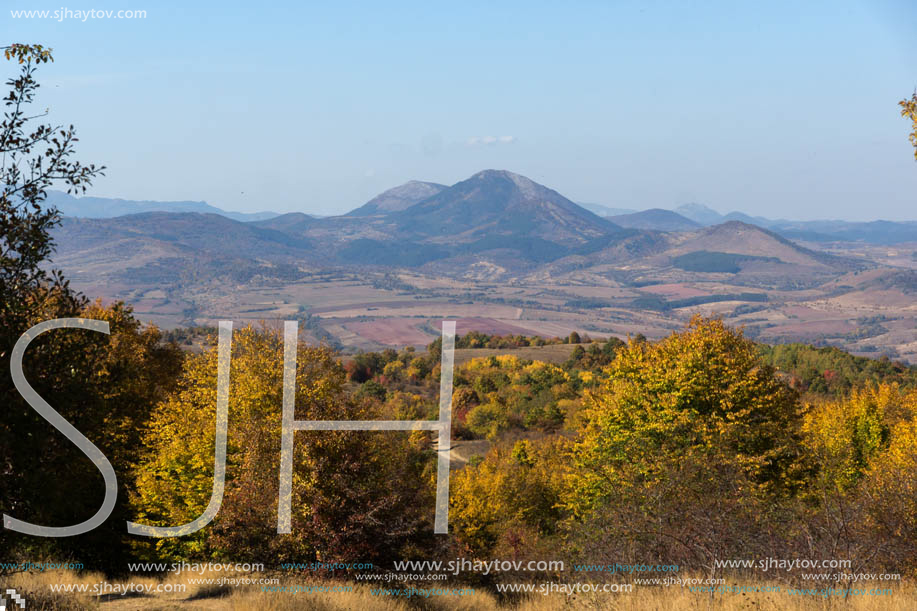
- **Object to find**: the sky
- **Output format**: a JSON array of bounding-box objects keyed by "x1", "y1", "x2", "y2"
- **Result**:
[{"x1": 4, "y1": 0, "x2": 917, "y2": 220}]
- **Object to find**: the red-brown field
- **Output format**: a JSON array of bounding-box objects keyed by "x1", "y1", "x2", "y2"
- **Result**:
[
  {"x1": 440, "y1": 317, "x2": 537, "y2": 336},
  {"x1": 343, "y1": 318, "x2": 435, "y2": 346}
]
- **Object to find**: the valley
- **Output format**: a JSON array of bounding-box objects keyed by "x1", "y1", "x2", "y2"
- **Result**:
[{"x1": 48, "y1": 170, "x2": 917, "y2": 362}]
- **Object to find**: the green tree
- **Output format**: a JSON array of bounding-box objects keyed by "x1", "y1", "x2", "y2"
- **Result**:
[{"x1": 1, "y1": 44, "x2": 104, "y2": 343}]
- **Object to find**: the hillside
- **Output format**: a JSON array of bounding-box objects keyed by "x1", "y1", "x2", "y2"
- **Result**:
[
  {"x1": 346, "y1": 180, "x2": 447, "y2": 216},
  {"x1": 666, "y1": 221, "x2": 851, "y2": 268}
]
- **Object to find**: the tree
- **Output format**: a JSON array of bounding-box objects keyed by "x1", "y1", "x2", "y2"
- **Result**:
[
  {"x1": 1, "y1": 300, "x2": 182, "y2": 570},
  {"x1": 796, "y1": 385, "x2": 917, "y2": 576},
  {"x1": 1, "y1": 44, "x2": 104, "y2": 344},
  {"x1": 0, "y1": 44, "x2": 145, "y2": 568},
  {"x1": 860, "y1": 420, "x2": 917, "y2": 571},
  {"x1": 566, "y1": 317, "x2": 803, "y2": 517},
  {"x1": 900, "y1": 92, "x2": 917, "y2": 160},
  {"x1": 132, "y1": 326, "x2": 434, "y2": 563},
  {"x1": 451, "y1": 438, "x2": 567, "y2": 556},
  {"x1": 562, "y1": 317, "x2": 805, "y2": 577}
]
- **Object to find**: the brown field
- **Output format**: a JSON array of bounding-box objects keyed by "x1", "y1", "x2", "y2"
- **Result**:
[
  {"x1": 344, "y1": 318, "x2": 436, "y2": 347},
  {"x1": 449, "y1": 317, "x2": 535, "y2": 336}
]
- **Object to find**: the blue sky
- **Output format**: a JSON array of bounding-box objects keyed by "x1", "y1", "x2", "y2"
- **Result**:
[{"x1": 5, "y1": 0, "x2": 917, "y2": 219}]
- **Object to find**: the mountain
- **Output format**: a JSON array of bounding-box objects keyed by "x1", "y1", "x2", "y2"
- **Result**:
[
  {"x1": 664, "y1": 221, "x2": 856, "y2": 271},
  {"x1": 388, "y1": 170, "x2": 621, "y2": 244},
  {"x1": 50, "y1": 212, "x2": 323, "y2": 293},
  {"x1": 346, "y1": 180, "x2": 447, "y2": 216},
  {"x1": 55, "y1": 212, "x2": 313, "y2": 257},
  {"x1": 50, "y1": 170, "x2": 628, "y2": 277},
  {"x1": 44, "y1": 190, "x2": 279, "y2": 222},
  {"x1": 675, "y1": 203, "x2": 723, "y2": 226},
  {"x1": 579, "y1": 202, "x2": 637, "y2": 217},
  {"x1": 609, "y1": 208, "x2": 701, "y2": 231}
]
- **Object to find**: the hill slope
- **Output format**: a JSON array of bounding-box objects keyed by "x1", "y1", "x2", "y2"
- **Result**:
[
  {"x1": 666, "y1": 221, "x2": 856, "y2": 270},
  {"x1": 346, "y1": 181, "x2": 447, "y2": 216}
]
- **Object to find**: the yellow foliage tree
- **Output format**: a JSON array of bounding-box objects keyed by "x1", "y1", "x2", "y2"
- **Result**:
[
  {"x1": 450, "y1": 438, "x2": 568, "y2": 555},
  {"x1": 860, "y1": 420, "x2": 917, "y2": 571},
  {"x1": 132, "y1": 325, "x2": 433, "y2": 562},
  {"x1": 800, "y1": 384, "x2": 912, "y2": 494},
  {"x1": 900, "y1": 92, "x2": 917, "y2": 160},
  {"x1": 565, "y1": 316, "x2": 802, "y2": 517}
]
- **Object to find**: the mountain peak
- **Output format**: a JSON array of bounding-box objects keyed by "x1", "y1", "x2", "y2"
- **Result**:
[
  {"x1": 346, "y1": 180, "x2": 447, "y2": 216},
  {"x1": 467, "y1": 169, "x2": 542, "y2": 196},
  {"x1": 391, "y1": 169, "x2": 620, "y2": 244}
]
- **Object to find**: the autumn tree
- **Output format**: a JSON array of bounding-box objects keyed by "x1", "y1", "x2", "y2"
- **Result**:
[
  {"x1": 901, "y1": 92, "x2": 917, "y2": 160},
  {"x1": 860, "y1": 419, "x2": 917, "y2": 572},
  {"x1": 563, "y1": 317, "x2": 804, "y2": 575},
  {"x1": 798, "y1": 384, "x2": 917, "y2": 576},
  {"x1": 133, "y1": 326, "x2": 434, "y2": 563},
  {"x1": 451, "y1": 438, "x2": 567, "y2": 557}
]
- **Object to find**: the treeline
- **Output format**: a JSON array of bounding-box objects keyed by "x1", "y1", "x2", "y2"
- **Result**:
[
  {"x1": 631, "y1": 292, "x2": 768, "y2": 312},
  {"x1": 758, "y1": 342, "x2": 917, "y2": 396},
  {"x1": 672, "y1": 250, "x2": 780, "y2": 273}
]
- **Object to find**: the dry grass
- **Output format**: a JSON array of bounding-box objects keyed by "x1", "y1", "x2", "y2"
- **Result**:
[{"x1": 4, "y1": 570, "x2": 914, "y2": 610}]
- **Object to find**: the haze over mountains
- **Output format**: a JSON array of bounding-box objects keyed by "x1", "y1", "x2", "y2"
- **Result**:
[
  {"x1": 50, "y1": 170, "x2": 916, "y2": 246},
  {"x1": 47, "y1": 169, "x2": 917, "y2": 362},
  {"x1": 44, "y1": 190, "x2": 280, "y2": 223},
  {"x1": 51, "y1": 169, "x2": 874, "y2": 284}
]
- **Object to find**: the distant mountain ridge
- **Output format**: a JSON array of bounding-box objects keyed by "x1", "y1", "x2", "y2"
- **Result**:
[
  {"x1": 46, "y1": 180, "x2": 916, "y2": 246},
  {"x1": 46, "y1": 169, "x2": 912, "y2": 295},
  {"x1": 673, "y1": 202, "x2": 916, "y2": 244},
  {"x1": 50, "y1": 169, "x2": 629, "y2": 275},
  {"x1": 579, "y1": 202, "x2": 637, "y2": 217},
  {"x1": 44, "y1": 190, "x2": 280, "y2": 223},
  {"x1": 609, "y1": 208, "x2": 700, "y2": 231},
  {"x1": 675, "y1": 203, "x2": 724, "y2": 226}
]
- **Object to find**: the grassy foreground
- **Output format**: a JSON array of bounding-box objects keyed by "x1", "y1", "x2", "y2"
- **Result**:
[{"x1": 4, "y1": 570, "x2": 914, "y2": 610}]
